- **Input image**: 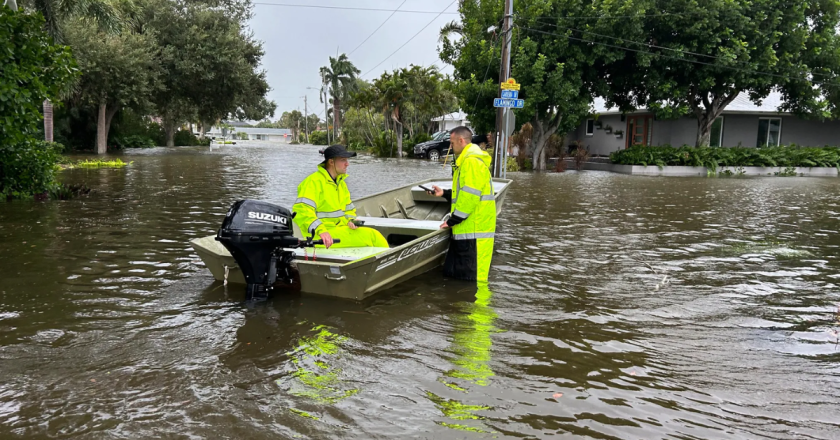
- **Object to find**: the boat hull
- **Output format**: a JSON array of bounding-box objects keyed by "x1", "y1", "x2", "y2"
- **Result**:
[{"x1": 190, "y1": 178, "x2": 512, "y2": 300}]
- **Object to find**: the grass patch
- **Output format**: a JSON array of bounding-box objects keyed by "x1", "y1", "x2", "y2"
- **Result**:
[{"x1": 60, "y1": 158, "x2": 132, "y2": 169}]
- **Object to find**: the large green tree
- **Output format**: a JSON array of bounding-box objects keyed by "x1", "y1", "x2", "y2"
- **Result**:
[
  {"x1": 0, "y1": 8, "x2": 77, "y2": 197},
  {"x1": 441, "y1": 0, "x2": 618, "y2": 170},
  {"x1": 12, "y1": 0, "x2": 122, "y2": 143},
  {"x1": 147, "y1": 0, "x2": 275, "y2": 146},
  {"x1": 320, "y1": 54, "x2": 360, "y2": 139},
  {"x1": 0, "y1": 8, "x2": 76, "y2": 144},
  {"x1": 602, "y1": 0, "x2": 840, "y2": 147},
  {"x1": 64, "y1": 19, "x2": 157, "y2": 153}
]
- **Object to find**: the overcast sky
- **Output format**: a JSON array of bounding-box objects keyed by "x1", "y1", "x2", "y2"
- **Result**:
[{"x1": 248, "y1": 0, "x2": 460, "y2": 122}]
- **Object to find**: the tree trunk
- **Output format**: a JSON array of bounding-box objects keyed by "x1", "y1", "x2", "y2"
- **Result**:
[
  {"x1": 43, "y1": 100, "x2": 53, "y2": 143},
  {"x1": 333, "y1": 98, "x2": 341, "y2": 140},
  {"x1": 695, "y1": 116, "x2": 714, "y2": 147},
  {"x1": 164, "y1": 119, "x2": 176, "y2": 148},
  {"x1": 395, "y1": 122, "x2": 403, "y2": 158},
  {"x1": 5, "y1": 0, "x2": 18, "y2": 10},
  {"x1": 530, "y1": 114, "x2": 563, "y2": 171},
  {"x1": 96, "y1": 102, "x2": 108, "y2": 154},
  {"x1": 689, "y1": 90, "x2": 739, "y2": 147}
]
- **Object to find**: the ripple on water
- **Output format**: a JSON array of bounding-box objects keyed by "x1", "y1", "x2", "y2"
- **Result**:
[{"x1": 1, "y1": 147, "x2": 840, "y2": 438}]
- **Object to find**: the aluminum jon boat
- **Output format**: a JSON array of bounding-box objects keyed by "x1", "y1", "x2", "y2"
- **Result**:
[{"x1": 190, "y1": 178, "x2": 512, "y2": 300}]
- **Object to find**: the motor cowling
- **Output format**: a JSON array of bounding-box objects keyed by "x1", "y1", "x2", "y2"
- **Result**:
[{"x1": 215, "y1": 200, "x2": 300, "y2": 299}]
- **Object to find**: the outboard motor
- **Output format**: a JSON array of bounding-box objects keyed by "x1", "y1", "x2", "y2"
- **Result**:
[{"x1": 215, "y1": 200, "x2": 306, "y2": 300}]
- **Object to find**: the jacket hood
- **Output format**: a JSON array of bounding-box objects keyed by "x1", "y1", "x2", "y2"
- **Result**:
[{"x1": 456, "y1": 143, "x2": 491, "y2": 168}]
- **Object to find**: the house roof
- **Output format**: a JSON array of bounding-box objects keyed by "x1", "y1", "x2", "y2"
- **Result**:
[
  {"x1": 432, "y1": 110, "x2": 470, "y2": 122},
  {"x1": 592, "y1": 91, "x2": 787, "y2": 115}
]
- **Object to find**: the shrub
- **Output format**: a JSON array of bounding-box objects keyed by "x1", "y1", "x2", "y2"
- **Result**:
[
  {"x1": 571, "y1": 140, "x2": 591, "y2": 170},
  {"x1": 114, "y1": 135, "x2": 155, "y2": 149},
  {"x1": 506, "y1": 156, "x2": 520, "y2": 172},
  {"x1": 610, "y1": 144, "x2": 840, "y2": 171},
  {"x1": 0, "y1": 141, "x2": 63, "y2": 199},
  {"x1": 174, "y1": 129, "x2": 202, "y2": 146},
  {"x1": 309, "y1": 130, "x2": 329, "y2": 145}
]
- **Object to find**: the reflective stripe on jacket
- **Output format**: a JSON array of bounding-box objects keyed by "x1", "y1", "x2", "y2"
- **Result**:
[
  {"x1": 450, "y1": 143, "x2": 496, "y2": 240},
  {"x1": 293, "y1": 165, "x2": 357, "y2": 237}
]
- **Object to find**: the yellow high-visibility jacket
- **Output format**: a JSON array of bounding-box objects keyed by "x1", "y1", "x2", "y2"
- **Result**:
[
  {"x1": 293, "y1": 165, "x2": 357, "y2": 238},
  {"x1": 443, "y1": 143, "x2": 496, "y2": 281}
]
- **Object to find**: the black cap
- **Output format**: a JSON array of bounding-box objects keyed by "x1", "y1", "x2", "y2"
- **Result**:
[{"x1": 321, "y1": 145, "x2": 357, "y2": 164}]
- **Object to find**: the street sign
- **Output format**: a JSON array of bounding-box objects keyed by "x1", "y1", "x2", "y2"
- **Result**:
[
  {"x1": 500, "y1": 90, "x2": 519, "y2": 99},
  {"x1": 503, "y1": 110, "x2": 516, "y2": 137},
  {"x1": 494, "y1": 98, "x2": 525, "y2": 109},
  {"x1": 500, "y1": 78, "x2": 520, "y2": 91}
]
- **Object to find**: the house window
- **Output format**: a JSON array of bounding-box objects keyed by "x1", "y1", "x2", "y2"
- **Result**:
[
  {"x1": 585, "y1": 119, "x2": 594, "y2": 136},
  {"x1": 757, "y1": 118, "x2": 781, "y2": 147},
  {"x1": 710, "y1": 117, "x2": 724, "y2": 147}
]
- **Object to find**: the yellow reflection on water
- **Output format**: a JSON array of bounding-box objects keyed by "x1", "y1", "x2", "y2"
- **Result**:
[
  {"x1": 431, "y1": 282, "x2": 499, "y2": 433},
  {"x1": 279, "y1": 324, "x2": 360, "y2": 406}
]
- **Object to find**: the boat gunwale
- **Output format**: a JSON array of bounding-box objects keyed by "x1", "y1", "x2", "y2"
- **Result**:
[
  {"x1": 188, "y1": 178, "x2": 513, "y2": 277},
  {"x1": 298, "y1": 177, "x2": 513, "y2": 270}
]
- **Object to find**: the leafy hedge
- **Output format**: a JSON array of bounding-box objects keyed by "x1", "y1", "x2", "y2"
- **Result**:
[
  {"x1": 0, "y1": 141, "x2": 63, "y2": 199},
  {"x1": 309, "y1": 130, "x2": 328, "y2": 145},
  {"x1": 610, "y1": 145, "x2": 840, "y2": 171}
]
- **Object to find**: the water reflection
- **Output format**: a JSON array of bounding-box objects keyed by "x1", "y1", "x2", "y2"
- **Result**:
[
  {"x1": 427, "y1": 282, "x2": 497, "y2": 434},
  {"x1": 2, "y1": 146, "x2": 840, "y2": 438},
  {"x1": 281, "y1": 324, "x2": 360, "y2": 406}
]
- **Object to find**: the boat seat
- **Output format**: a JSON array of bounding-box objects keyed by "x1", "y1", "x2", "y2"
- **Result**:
[
  {"x1": 356, "y1": 216, "x2": 442, "y2": 246},
  {"x1": 289, "y1": 246, "x2": 390, "y2": 263}
]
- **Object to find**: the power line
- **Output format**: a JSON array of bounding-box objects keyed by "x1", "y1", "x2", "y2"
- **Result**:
[
  {"x1": 519, "y1": 11, "x2": 700, "y2": 20},
  {"x1": 252, "y1": 2, "x2": 458, "y2": 15},
  {"x1": 361, "y1": 0, "x2": 457, "y2": 78},
  {"x1": 349, "y1": 0, "x2": 408, "y2": 55},
  {"x1": 517, "y1": 26, "x2": 839, "y2": 88}
]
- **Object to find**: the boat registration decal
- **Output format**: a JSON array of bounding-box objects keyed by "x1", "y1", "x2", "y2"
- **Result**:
[{"x1": 375, "y1": 235, "x2": 448, "y2": 272}]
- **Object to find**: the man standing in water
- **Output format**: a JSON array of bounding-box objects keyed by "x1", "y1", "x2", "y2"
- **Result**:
[
  {"x1": 429, "y1": 127, "x2": 496, "y2": 281},
  {"x1": 293, "y1": 145, "x2": 389, "y2": 249}
]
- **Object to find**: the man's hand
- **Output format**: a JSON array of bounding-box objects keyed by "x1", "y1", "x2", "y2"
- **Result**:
[
  {"x1": 319, "y1": 232, "x2": 334, "y2": 248},
  {"x1": 347, "y1": 220, "x2": 358, "y2": 230},
  {"x1": 431, "y1": 185, "x2": 444, "y2": 197},
  {"x1": 440, "y1": 222, "x2": 450, "y2": 229}
]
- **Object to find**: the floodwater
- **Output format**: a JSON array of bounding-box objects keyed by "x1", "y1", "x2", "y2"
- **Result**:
[{"x1": 1, "y1": 143, "x2": 839, "y2": 439}]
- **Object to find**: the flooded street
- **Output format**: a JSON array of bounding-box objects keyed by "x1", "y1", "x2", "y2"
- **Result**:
[{"x1": 1, "y1": 143, "x2": 839, "y2": 439}]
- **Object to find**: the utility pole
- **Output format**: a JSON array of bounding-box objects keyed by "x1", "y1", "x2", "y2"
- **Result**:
[
  {"x1": 493, "y1": 0, "x2": 514, "y2": 177},
  {"x1": 324, "y1": 87, "x2": 330, "y2": 144},
  {"x1": 304, "y1": 95, "x2": 309, "y2": 144}
]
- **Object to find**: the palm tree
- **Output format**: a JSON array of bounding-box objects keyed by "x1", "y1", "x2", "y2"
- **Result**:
[
  {"x1": 438, "y1": 20, "x2": 463, "y2": 42},
  {"x1": 319, "y1": 54, "x2": 360, "y2": 140}
]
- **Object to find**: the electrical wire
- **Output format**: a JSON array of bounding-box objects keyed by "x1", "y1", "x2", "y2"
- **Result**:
[
  {"x1": 361, "y1": 0, "x2": 458, "y2": 78},
  {"x1": 348, "y1": 0, "x2": 408, "y2": 55},
  {"x1": 527, "y1": 18, "x2": 838, "y2": 81},
  {"x1": 251, "y1": 2, "x2": 458, "y2": 15},
  {"x1": 517, "y1": 26, "x2": 839, "y2": 88}
]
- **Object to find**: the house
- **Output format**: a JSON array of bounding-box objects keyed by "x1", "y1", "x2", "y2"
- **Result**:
[
  {"x1": 206, "y1": 126, "x2": 294, "y2": 142},
  {"x1": 567, "y1": 92, "x2": 840, "y2": 156},
  {"x1": 432, "y1": 110, "x2": 471, "y2": 132}
]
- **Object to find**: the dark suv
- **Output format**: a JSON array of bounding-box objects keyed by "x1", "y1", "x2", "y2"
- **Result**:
[{"x1": 414, "y1": 129, "x2": 488, "y2": 160}]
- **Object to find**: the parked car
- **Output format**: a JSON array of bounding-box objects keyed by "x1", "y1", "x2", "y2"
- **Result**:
[{"x1": 413, "y1": 129, "x2": 489, "y2": 160}]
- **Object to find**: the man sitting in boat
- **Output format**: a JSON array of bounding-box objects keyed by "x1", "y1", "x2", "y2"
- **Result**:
[{"x1": 293, "y1": 145, "x2": 389, "y2": 249}]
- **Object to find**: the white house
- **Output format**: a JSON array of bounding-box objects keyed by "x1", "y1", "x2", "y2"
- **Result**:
[
  {"x1": 206, "y1": 126, "x2": 294, "y2": 142},
  {"x1": 431, "y1": 110, "x2": 471, "y2": 132}
]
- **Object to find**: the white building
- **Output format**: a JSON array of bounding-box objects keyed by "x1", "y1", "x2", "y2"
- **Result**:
[
  {"x1": 206, "y1": 126, "x2": 294, "y2": 142},
  {"x1": 431, "y1": 110, "x2": 471, "y2": 132}
]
